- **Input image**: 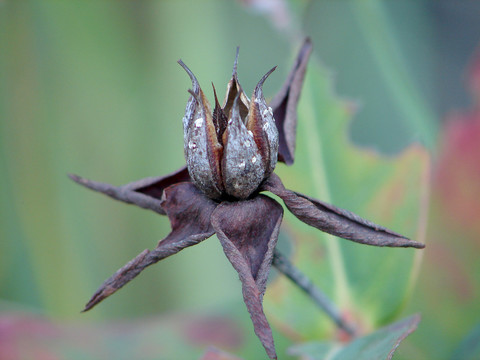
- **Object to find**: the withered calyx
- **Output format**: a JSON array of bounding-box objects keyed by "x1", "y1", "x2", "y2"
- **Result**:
[{"x1": 70, "y1": 38, "x2": 424, "y2": 360}]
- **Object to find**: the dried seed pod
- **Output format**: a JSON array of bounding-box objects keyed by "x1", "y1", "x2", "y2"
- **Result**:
[
  {"x1": 179, "y1": 61, "x2": 224, "y2": 199},
  {"x1": 222, "y1": 94, "x2": 265, "y2": 199},
  {"x1": 179, "y1": 51, "x2": 279, "y2": 200},
  {"x1": 247, "y1": 67, "x2": 279, "y2": 177}
]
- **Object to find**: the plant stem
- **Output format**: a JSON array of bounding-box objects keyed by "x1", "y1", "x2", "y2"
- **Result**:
[
  {"x1": 300, "y1": 66, "x2": 352, "y2": 308},
  {"x1": 272, "y1": 249, "x2": 356, "y2": 336}
]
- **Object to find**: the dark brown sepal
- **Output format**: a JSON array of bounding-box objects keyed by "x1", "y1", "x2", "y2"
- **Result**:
[
  {"x1": 261, "y1": 173, "x2": 425, "y2": 249},
  {"x1": 211, "y1": 195, "x2": 283, "y2": 359},
  {"x1": 269, "y1": 38, "x2": 313, "y2": 165},
  {"x1": 127, "y1": 166, "x2": 191, "y2": 200},
  {"x1": 82, "y1": 182, "x2": 217, "y2": 311},
  {"x1": 69, "y1": 166, "x2": 190, "y2": 215}
]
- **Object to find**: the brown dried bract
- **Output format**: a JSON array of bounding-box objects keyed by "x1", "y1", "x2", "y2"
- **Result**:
[{"x1": 70, "y1": 38, "x2": 424, "y2": 360}]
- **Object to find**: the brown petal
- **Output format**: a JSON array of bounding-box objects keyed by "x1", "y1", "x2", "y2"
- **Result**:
[
  {"x1": 269, "y1": 38, "x2": 313, "y2": 165},
  {"x1": 128, "y1": 166, "x2": 190, "y2": 199},
  {"x1": 261, "y1": 173, "x2": 425, "y2": 249},
  {"x1": 212, "y1": 83, "x2": 228, "y2": 142},
  {"x1": 179, "y1": 60, "x2": 224, "y2": 199},
  {"x1": 211, "y1": 195, "x2": 283, "y2": 359},
  {"x1": 185, "y1": 88, "x2": 225, "y2": 199},
  {"x1": 222, "y1": 47, "x2": 250, "y2": 120},
  {"x1": 68, "y1": 166, "x2": 190, "y2": 215},
  {"x1": 83, "y1": 182, "x2": 217, "y2": 311},
  {"x1": 247, "y1": 67, "x2": 279, "y2": 177}
]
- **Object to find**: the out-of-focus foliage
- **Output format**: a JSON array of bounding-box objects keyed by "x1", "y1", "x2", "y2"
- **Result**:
[
  {"x1": 1, "y1": 0, "x2": 480, "y2": 359},
  {"x1": 0, "y1": 309, "x2": 244, "y2": 360},
  {"x1": 403, "y1": 41, "x2": 480, "y2": 360},
  {"x1": 266, "y1": 53, "x2": 429, "y2": 337},
  {"x1": 288, "y1": 314, "x2": 420, "y2": 360}
]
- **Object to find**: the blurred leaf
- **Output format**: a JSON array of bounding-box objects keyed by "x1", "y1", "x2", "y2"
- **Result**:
[
  {"x1": 0, "y1": 309, "x2": 244, "y2": 360},
  {"x1": 288, "y1": 314, "x2": 420, "y2": 360},
  {"x1": 351, "y1": 0, "x2": 438, "y2": 151},
  {"x1": 399, "y1": 42, "x2": 480, "y2": 359},
  {"x1": 200, "y1": 347, "x2": 243, "y2": 360},
  {"x1": 266, "y1": 50, "x2": 430, "y2": 337},
  {"x1": 450, "y1": 323, "x2": 480, "y2": 360},
  {"x1": 435, "y1": 51, "x2": 480, "y2": 236},
  {"x1": 302, "y1": 1, "x2": 438, "y2": 155}
]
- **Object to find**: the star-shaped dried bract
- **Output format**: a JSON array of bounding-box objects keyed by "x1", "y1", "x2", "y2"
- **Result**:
[{"x1": 70, "y1": 38, "x2": 424, "y2": 360}]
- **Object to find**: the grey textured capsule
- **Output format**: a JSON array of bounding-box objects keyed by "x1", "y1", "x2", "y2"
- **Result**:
[
  {"x1": 178, "y1": 53, "x2": 279, "y2": 201},
  {"x1": 222, "y1": 94, "x2": 265, "y2": 199},
  {"x1": 247, "y1": 67, "x2": 279, "y2": 177},
  {"x1": 179, "y1": 61, "x2": 224, "y2": 200}
]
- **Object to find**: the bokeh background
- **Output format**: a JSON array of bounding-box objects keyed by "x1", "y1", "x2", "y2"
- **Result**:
[{"x1": 1, "y1": 1, "x2": 480, "y2": 359}]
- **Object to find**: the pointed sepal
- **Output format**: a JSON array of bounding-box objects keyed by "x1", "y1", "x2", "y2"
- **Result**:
[
  {"x1": 269, "y1": 38, "x2": 313, "y2": 165},
  {"x1": 261, "y1": 173, "x2": 425, "y2": 248},
  {"x1": 211, "y1": 195, "x2": 283, "y2": 359}
]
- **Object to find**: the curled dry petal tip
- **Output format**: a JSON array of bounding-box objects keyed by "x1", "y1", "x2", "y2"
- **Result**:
[
  {"x1": 258, "y1": 66, "x2": 277, "y2": 87},
  {"x1": 178, "y1": 60, "x2": 200, "y2": 92},
  {"x1": 232, "y1": 46, "x2": 240, "y2": 78},
  {"x1": 248, "y1": 66, "x2": 279, "y2": 177}
]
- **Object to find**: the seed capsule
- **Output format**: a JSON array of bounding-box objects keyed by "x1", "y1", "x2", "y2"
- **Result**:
[{"x1": 179, "y1": 51, "x2": 279, "y2": 200}]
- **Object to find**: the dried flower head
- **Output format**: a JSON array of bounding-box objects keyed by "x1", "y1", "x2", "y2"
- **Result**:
[
  {"x1": 70, "y1": 38, "x2": 424, "y2": 360},
  {"x1": 179, "y1": 49, "x2": 278, "y2": 200}
]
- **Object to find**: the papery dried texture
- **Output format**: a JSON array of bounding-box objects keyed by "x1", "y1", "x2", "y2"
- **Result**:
[
  {"x1": 222, "y1": 94, "x2": 265, "y2": 199},
  {"x1": 211, "y1": 195, "x2": 283, "y2": 359},
  {"x1": 83, "y1": 182, "x2": 217, "y2": 311},
  {"x1": 223, "y1": 48, "x2": 250, "y2": 120},
  {"x1": 270, "y1": 38, "x2": 313, "y2": 165},
  {"x1": 179, "y1": 60, "x2": 224, "y2": 199},
  {"x1": 133, "y1": 166, "x2": 190, "y2": 202},
  {"x1": 68, "y1": 166, "x2": 190, "y2": 216},
  {"x1": 247, "y1": 67, "x2": 279, "y2": 177},
  {"x1": 261, "y1": 173, "x2": 425, "y2": 248},
  {"x1": 212, "y1": 85, "x2": 229, "y2": 143}
]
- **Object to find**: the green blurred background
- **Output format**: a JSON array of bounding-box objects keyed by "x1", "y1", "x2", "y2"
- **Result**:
[{"x1": 1, "y1": 1, "x2": 480, "y2": 359}]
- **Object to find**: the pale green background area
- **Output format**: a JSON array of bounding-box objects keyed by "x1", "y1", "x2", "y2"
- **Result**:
[{"x1": 1, "y1": 1, "x2": 479, "y2": 359}]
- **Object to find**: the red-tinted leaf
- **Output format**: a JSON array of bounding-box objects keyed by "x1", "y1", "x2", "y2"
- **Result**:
[
  {"x1": 436, "y1": 108, "x2": 480, "y2": 236},
  {"x1": 0, "y1": 311, "x2": 244, "y2": 360},
  {"x1": 199, "y1": 347, "x2": 243, "y2": 360}
]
